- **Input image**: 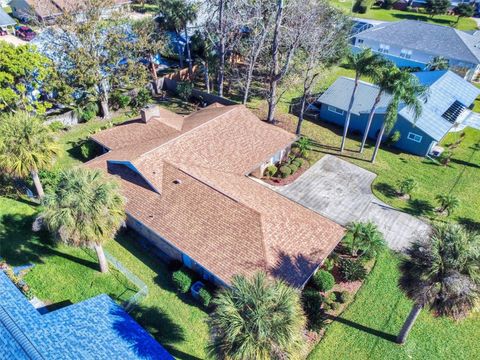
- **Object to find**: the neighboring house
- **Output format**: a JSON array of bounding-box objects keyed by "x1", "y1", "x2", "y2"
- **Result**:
[
  {"x1": 352, "y1": 20, "x2": 480, "y2": 81},
  {"x1": 0, "y1": 272, "x2": 172, "y2": 359},
  {"x1": 0, "y1": 7, "x2": 16, "y2": 32},
  {"x1": 10, "y1": 0, "x2": 131, "y2": 23},
  {"x1": 87, "y1": 104, "x2": 345, "y2": 288},
  {"x1": 312, "y1": 70, "x2": 480, "y2": 156}
]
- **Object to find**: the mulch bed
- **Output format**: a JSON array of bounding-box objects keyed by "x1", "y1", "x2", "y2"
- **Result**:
[{"x1": 262, "y1": 163, "x2": 310, "y2": 187}]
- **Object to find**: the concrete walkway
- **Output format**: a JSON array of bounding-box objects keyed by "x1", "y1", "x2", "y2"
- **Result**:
[{"x1": 273, "y1": 155, "x2": 430, "y2": 251}]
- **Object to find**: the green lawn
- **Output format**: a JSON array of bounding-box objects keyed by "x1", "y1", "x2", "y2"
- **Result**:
[
  {"x1": 330, "y1": 0, "x2": 478, "y2": 31},
  {"x1": 0, "y1": 197, "x2": 137, "y2": 305},
  {"x1": 308, "y1": 250, "x2": 480, "y2": 359}
]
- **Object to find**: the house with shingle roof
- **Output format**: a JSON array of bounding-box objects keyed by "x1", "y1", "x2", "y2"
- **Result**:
[
  {"x1": 352, "y1": 20, "x2": 480, "y2": 81},
  {"x1": 312, "y1": 70, "x2": 480, "y2": 156},
  {"x1": 0, "y1": 272, "x2": 172, "y2": 359},
  {"x1": 0, "y1": 8, "x2": 16, "y2": 32},
  {"x1": 10, "y1": 0, "x2": 131, "y2": 23},
  {"x1": 87, "y1": 104, "x2": 345, "y2": 288}
]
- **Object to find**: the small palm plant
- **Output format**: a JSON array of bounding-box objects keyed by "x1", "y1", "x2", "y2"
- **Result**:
[
  {"x1": 397, "y1": 223, "x2": 480, "y2": 344},
  {"x1": 294, "y1": 137, "x2": 312, "y2": 158},
  {"x1": 0, "y1": 111, "x2": 59, "y2": 198},
  {"x1": 397, "y1": 178, "x2": 417, "y2": 199},
  {"x1": 42, "y1": 168, "x2": 126, "y2": 273},
  {"x1": 343, "y1": 221, "x2": 386, "y2": 259},
  {"x1": 208, "y1": 272, "x2": 306, "y2": 360},
  {"x1": 435, "y1": 193, "x2": 460, "y2": 216}
]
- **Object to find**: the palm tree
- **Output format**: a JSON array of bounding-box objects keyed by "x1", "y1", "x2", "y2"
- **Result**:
[
  {"x1": 42, "y1": 168, "x2": 126, "y2": 273},
  {"x1": 344, "y1": 221, "x2": 386, "y2": 259},
  {"x1": 157, "y1": 0, "x2": 198, "y2": 77},
  {"x1": 435, "y1": 193, "x2": 460, "y2": 216},
  {"x1": 397, "y1": 223, "x2": 480, "y2": 344},
  {"x1": 208, "y1": 272, "x2": 306, "y2": 360},
  {"x1": 427, "y1": 56, "x2": 449, "y2": 71},
  {"x1": 341, "y1": 49, "x2": 387, "y2": 152},
  {"x1": 0, "y1": 111, "x2": 59, "y2": 199},
  {"x1": 370, "y1": 70, "x2": 426, "y2": 163}
]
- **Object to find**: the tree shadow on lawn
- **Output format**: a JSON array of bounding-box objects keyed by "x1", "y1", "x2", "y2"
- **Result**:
[
  {"x1": 392, "y1": 13, "x2": 454, "y2": 26},
  {"x1": 0, "y1": 213, "x2": 98, "y2": 271},
  {"x1": 374, "y1": 182, "x2": 397, "y2": 199},
  {"x1": 324, "y1": 314, "x2": 397, "y2": 343},
  {"x1": 457, "y1": 217, "x2": 480, "y2": 232},
  {"x1": 405, "y1": 198, "x2": 434, "y2": 217}
]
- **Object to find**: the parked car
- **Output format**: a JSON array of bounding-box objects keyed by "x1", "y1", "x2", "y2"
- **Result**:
[
  {"x1": 0, "y1": 28, "x2": 7, "y2": 36},
  {"x1": 15, "y1": 26, "x2": 36, "y2": 41}
]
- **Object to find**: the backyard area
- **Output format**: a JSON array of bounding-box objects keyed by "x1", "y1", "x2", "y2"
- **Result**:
[
  {"x1": 308, "y1": 250, "x2": 480, "y2": 359},
  {"x1": 0, "y1": 108, "x2": 210, "y2": 359},
  {"x1": 329, "y1": 0, "x2": 478, "y2": 31}
]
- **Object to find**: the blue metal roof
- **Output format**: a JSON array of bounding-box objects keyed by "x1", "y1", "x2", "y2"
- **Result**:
[
  {"x1": 318, "y1": 71, "x2": 480, "y2": 141},
  {"x1": 399, "y1": 71, "x2": 480, "y2": 140},
  {"x1": 0, "y1": 272, "x2": 173, "y2": 360}
]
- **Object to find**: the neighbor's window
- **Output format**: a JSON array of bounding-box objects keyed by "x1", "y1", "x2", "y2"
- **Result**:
[
  {"x1": 400, "y1": 49, "x2": 412, "y2": 59},
  {"x1": 407, "y1": 132, "x2": 422, "y2": 143},
  {"x1": 357, "y1": 39, "x2": 364, "y2": 45},
  {"x1": 378, "y1": 44, "x2": 390, "y2": 54},
  {"x1": 327, "y1": 105, "x2": 344, "y2": 115}
]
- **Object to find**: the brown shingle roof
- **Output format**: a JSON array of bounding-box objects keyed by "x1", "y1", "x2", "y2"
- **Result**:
[
  {"x1": 24, "y1": 0, "x2": 131, "y2": 18},
  {"x1": 87, "y1": 105, "x2": 344, "y2": 287}
]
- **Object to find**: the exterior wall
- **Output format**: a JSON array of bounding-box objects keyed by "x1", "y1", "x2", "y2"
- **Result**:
[
  {"x1": 351, "y1": 43, "x2": 477, "y2": 76},
  {"x1": 251, "y1": 146, "x2": 292, "y2": 178},
  {"x1": 44, "y1": 110, "x2": 80, "y2": 126},
  {"x1": 318, "y1": 104, "x2": 435, "y2": 156}
]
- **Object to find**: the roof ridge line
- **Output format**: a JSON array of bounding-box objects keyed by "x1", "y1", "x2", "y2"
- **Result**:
[{"x1": 137, "y1": 106, "x2": 242, "y2": 159}]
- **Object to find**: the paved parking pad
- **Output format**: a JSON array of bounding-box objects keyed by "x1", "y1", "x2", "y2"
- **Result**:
[{"x1": 273, "y1": 155, "x2": 430, "y2": 251}]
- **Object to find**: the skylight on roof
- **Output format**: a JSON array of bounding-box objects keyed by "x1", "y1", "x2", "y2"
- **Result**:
[{"x1": 441, "y1": 101, "x2": 467, "y2": 124}]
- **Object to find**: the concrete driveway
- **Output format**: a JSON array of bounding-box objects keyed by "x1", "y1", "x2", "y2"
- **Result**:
[{"x1": 273, "y1": 155, "x2": 430, "y2": 251}]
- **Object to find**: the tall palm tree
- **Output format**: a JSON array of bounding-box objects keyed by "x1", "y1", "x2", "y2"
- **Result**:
[
  {"x1": 208, "y1": 272, "x2": 306, "y2": 360},
  {"x1": 157, "y1": 0, "x2": 198, "y2": 77},
  {"x1": 0, "y1": 111, "x2": 59, "y2": 199},
  {"x1": 42, "y1": 168, "x2": 126, "y2": 273},
  {"x1": 397, "y1": 223, "x2": 480, "y2": 344},
  {"x1": 341, "y1": 49, "x2": 387, "y2": 152},
  {"x1": 370, "y1": 70, "x2": 426, "y2": 163}
]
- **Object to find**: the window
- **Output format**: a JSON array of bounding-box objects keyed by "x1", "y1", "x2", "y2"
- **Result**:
[
  {"x1": 400, "y1": 48, "x2": 412, "y2": 59},
  {"x1": 357, "y1": 39, "x2": 364, "y2": 45},
  {"x1": 378, "y1": 44, "x2": 390, "y2": 54},
  {"x1": 327, "y1": 105, "x2": 344, "y2": 115},
  {"x1": 407, "y1": 132, "x2": 422, "y2": 143}
]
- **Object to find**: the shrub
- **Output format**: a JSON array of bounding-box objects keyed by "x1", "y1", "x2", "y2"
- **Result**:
[
  {"x1": 39, "y1": 169, "x2": 62, "y2": 194},
  {"x1": 291, "y1": 159, "x2": 301, "y2": 168},
  {"x1": 172, "y1": 268, "x2": 194, "y2": 293},
  {"x1": 79, "y1": 140, "x2": 100, "y2": 161},
  {"x1": 110, "y1": 92, "x2": 131, "y2": 110},
  {"x1": 323, "y1": 258, "x2": 335, "y2": 272},
  {"x1": 302, "y1": 289, "x2": 325, "y2": 331},
  {"x1": 330, "y1": 301, "x2": 340, "y2": 311},
  {"x1": 288, "y1": 163, "x2": 299, "y2": 174},
  {"x1": 264, "y1": 165, "x2": 278, "y2": 177},
  {"x1": 326, "y1": 292, "x2": 337, "y2": 303},
  {"x1": 80, "y1": 102, "x2": 99, "y2": 122},
  {"x1": 381, "y1": 0, "x2": 395, "y2": 9},
  {"x1": 48, "y1": 121, "x2": 66, "y2": 132},
  {"x1": 279, "y1": 165, "x2": 292, "y2": 178},
  {"x1": 312, "y1": 270, "x2": 335, "y2": 292},
  {"x1": 340, "y1": 258, "x2": 367, "y2": 282},
  {"x1": 336, "y1": 291, "x2": 351, "y2": 304},
  {"x1": 176, "y1": 81, "x2": 193, "y2": 101},
  {"x1": 130, "y1": 88, "x2": 152, "y2": 111},
  {"x1": 198, "y1": 287, "x2": 212, "y2": 307}
]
